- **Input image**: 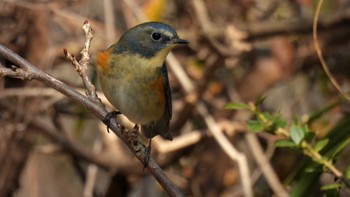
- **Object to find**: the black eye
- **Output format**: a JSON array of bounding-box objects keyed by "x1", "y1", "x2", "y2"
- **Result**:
[{"x1": 151, "y1": 32, "x2": 162, "y2": 41}]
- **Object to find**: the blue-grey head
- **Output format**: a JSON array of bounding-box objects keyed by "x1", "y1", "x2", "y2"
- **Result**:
[{"x1": 113, "y1": 22, "x2": 188, "y2": 58}]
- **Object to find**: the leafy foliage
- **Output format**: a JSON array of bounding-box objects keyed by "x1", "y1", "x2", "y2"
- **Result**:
[
  {"x1": 226, "y1": 98, "x2": 350, "y2": 196},
  {"x1": 290, "y1": 124, "x2": 305, "y2": 145}
]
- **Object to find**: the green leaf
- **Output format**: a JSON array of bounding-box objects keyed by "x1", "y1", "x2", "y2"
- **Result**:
[
  {"x1": 263, "y1": 113, "x2": 288, "y2": 133},
  {"x1": 302, "y1": 125, "x2": 309, "y2": 133},
  {"x1": 290, "y1": 124, "x2": 305, "y2": 145},
  {"x1": 224, "y1": 102, "x2": 248, "y2": 110},
  {"x1": 314, "y1": 138, "x2": 329, "y2": 152},
  {"x1": 274, "y1": 139, "x2": 297, "y2": 148},
  {"x1": 274, "y1": 116, "x2": 288, "y2": 129},
  {"x1": 262, "y1": 112, "x2": 272, "y2": 120},
  {"x1": 320, "y1": 183, "x2": 342, "y2": 190},
  {"x1": 247, "y1": 120, "x2": 264, "y2": 132},
  {"x1": 255, "y1": 95, "x2": 267, "y2": 106}
]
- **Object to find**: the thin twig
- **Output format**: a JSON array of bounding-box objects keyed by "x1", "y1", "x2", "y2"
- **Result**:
[
  {"x1": 0, "y1": 101, "x2": 113, "y2": 170},
  {"x1": 0, "y1": 65, "x2": 34, "y2": 80},
  {"x1": 313, "y1": 0, "x2": 350, "y2": 102},
  {"x1": 196, "y1": 103, "x2": 253, "y2": 197},
  {"x1": 84, "y1": 3, "x2": 116, "y2": 194},
  {"x1": 154, "y1": 130, "x2": 204, "y2": 154},
  {"x1": 64, "y1": 20, "x2": 100, "y2": 102},
  {"x1": 246, "y1": 104, "x2": 350, "y2": 188},
  {"x1": 245, "y1": 133, "x2": 289, "y2": 197}
]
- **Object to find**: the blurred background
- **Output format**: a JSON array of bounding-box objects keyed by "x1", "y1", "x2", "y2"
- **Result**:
[{"x1": 1, "y1": 0, "x2": 350, "y2": 196}]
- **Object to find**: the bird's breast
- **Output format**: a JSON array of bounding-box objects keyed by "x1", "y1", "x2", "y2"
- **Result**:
[{"x1": 97, "y1": 53, "x2": 166, "y2": 124}]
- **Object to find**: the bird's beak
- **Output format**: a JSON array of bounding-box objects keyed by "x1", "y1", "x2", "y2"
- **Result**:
[{"x1": 171, "y1": 38, "x2": 189, "y2": 45}]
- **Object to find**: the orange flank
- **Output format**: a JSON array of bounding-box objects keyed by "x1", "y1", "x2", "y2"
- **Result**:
[
  {"x1": 151, "y1": 75, "x2": 165, "y2": 104},
  {"x1": 96, "y1": 51, "x2": 110, "y2": 71}
]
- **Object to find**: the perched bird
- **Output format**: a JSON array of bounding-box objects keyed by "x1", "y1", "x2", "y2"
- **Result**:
[{"x1": 96, "y1": 22, "x2": 188, "y2": 142}]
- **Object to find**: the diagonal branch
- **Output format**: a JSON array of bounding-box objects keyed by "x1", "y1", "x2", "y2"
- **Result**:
[{"x1": 0, "y1": 43, "x2": 182, "y2": 197}]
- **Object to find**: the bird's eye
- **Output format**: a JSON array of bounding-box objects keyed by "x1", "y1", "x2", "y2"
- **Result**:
[{"x1": 151, "y1": 32, "x2": 162, "y2": 41}]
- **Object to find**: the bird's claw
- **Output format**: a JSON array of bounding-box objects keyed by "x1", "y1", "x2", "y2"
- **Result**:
[
  {"x1": 103, "y1": 111, "x2": 121, "y2": 132},
  {"x1": 129, "y1": 125, "x2": 151, "y2": 168}
]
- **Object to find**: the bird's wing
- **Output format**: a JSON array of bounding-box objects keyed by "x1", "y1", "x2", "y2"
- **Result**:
[
  {"x1": 159, "y1": 64, "x2": 173, "y2": 140},
  {"x1": 143, "y1": 64, "x2": 173, "y2": 140}
]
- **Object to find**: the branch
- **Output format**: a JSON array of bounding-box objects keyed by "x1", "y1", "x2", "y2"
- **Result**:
[
  {"x1": 63, "y1": 20, "x2": 100, "y2": 103},
  {"x1": 0, "y1": 101, "x2": 112, "y2": 170},
  {"x1": 245, "y1": 133, "x2": 289, "y2": 197},
  {"x1": 312, "y1": 0, "x2": 350, "y2": 102},
  {"x1": 244, "y1": 103, "x2": 350, "y2": 189},
  {"x1": 0, "y1": 40, "x2": 182, "y2": 197},
  {"x1": 200, "y1": 8, "x2": 350, "y2": 41},
  {"x1": 242, "y1": 8, "x2": 350, "y2": 41}
]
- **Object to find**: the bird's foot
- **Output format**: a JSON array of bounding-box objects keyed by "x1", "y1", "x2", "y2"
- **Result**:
[
  {"x1": 103, "y1": 111, "x2": 121, "y2": 133},
  {"x1": 130, "y1": 125, "x2": 150, "y2": 168},
  {"x1": 125, "y1": 124, "x2": 139, "y2": 145},
  {"x1": 122, "y1": 124, "x2": 150, "y2": 168}
]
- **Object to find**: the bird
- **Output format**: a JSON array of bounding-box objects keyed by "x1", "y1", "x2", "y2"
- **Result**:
[{"x1": 96, "y1": 22, "x2": 188, "y2": 144}]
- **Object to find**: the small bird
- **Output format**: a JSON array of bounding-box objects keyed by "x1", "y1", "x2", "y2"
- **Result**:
[{"x1": 96, "y1": 22, "x2": 188, "y2": 142}]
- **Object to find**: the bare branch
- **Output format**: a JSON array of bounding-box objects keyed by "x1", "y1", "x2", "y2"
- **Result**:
[
  {"x1": 245, "y1": 133, "x2": 289, "y2": 197},
  {"x1": 0, "y1": 43, "x2": 182, "y2": 197},
  {"x1": 243, "y1": 8, "x2": 350, "y2": 41},
  {"x1": 64, "y1": 20, "x2": 100, "y2": 103},
  {"x1": 0, "y1": 66, "x2": 34, "y2": 80}
]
